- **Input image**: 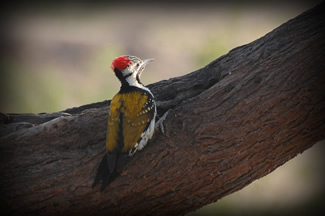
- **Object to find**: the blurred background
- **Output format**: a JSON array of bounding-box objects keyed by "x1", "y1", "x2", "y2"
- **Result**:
[{"x1": 0, "y1": 1, "x2": 323, "y2": 215}]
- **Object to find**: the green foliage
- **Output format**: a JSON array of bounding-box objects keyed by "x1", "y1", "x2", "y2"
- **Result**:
[
  {"x1": 0, "y1": 46, "x2": 122, "y2": 113},
  {"x1": 195, "y1": 35, "x2": 230, "y2": 68}
]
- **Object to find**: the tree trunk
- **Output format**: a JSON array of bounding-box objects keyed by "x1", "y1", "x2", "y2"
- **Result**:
[{"x1": 1, "y1": 3, "x2": 325, "y2": 216}]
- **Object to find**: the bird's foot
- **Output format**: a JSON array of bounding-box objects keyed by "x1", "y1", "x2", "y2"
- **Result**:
[{"x1": 155, "y1": 110, "x2": 169, "y2": 135}]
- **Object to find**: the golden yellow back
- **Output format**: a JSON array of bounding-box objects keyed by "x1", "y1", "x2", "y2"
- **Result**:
[{"x1": 106, "y1": 90, "x2": 155, "y2": 153}]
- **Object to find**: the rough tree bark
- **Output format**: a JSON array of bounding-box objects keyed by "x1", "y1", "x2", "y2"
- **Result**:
[{"x1": 1, "y1": 3, "x2": 325, "y2": 216}]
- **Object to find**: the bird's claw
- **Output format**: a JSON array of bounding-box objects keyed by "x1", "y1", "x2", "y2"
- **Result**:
[{"x1": 155, "y1": 110, "x2": 169, "y2": 135}]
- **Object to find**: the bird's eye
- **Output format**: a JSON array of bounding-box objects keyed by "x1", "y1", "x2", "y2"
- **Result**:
[{"x1": 136, "y1": 63, "x2": 140, "y2": 67}]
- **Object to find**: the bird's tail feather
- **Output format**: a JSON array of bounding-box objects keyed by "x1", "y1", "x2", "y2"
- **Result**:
[
  {"x1": 93, "y1": 152, "x2": 131, "y2": 191},
  {"x1": 92, "y1": 153, "x2": 118, "y2": 191},
  {"x1": 92, "y1": 153, "x2": 109, "y2": 189}
]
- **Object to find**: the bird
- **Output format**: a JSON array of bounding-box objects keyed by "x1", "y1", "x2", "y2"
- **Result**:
[{"x1": 93, "y1": 55, "x2": 157, "y2": 191}]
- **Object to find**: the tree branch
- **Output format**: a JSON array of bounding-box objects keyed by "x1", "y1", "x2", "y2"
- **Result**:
[{"x1": 1, "y1": 3, "x2": 325, "y2": 216}]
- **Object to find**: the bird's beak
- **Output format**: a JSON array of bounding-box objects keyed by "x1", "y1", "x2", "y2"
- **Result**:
[
  {"x1": 137, "y1": 58, "x2": 154, "y2": 77},
  {"x1": 142, "y1": 58, "x2": 154, "y2": 66}
]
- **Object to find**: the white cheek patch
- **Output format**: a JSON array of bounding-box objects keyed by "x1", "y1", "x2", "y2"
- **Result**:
[{"x1": 122, "y1": 68, "x2": 131, "y2": 76}]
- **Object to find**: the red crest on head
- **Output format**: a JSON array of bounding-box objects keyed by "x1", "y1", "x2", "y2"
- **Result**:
[{"x1": 111, "y1": 56, "x2": 131, "y2": 71}]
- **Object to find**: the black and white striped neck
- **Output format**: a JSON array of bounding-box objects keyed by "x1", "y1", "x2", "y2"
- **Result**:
[{"x1": 114, "y1": 68, "x2": 153, "y2": 96}]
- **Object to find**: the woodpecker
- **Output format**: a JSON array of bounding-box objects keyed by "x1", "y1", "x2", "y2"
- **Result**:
[{"x1": 93, "y1": 55, "x2": 156, "y2": 191}]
